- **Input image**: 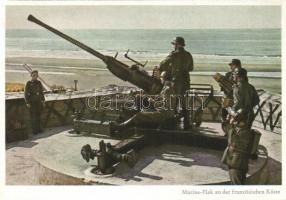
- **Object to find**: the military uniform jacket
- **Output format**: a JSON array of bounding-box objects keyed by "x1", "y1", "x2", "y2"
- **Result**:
[
  {"x1": 159, "y1": 47, "x2": 193, "y2": 87},
  {"x1": 231, "y1": 80, "x2": 259, "y2": 116},
  {"x1": 223, "y1": 79, "x2": 259, "y2": 170},
  {"x1": 24, "y1": 80, "x2": 45, "y2": 104},
  {"x1": 223, "y1": 124, "x2": 252, "y2": 170}
]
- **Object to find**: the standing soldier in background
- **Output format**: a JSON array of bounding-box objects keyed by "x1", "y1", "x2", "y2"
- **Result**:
[
  {"x1": 221, "y1": 59, "x2": 243, "y2": 124},
  {"x1": 222, "y1": 67, "x2": 260, "y2": 184},
  {"x1": 225, "y1": 59, "x2": 242, "y2": 84},
  {"x1": 159, "y1": 36, "x2": 194, "y2": 129},
  {"x1": 24, "y1": 70, "x2": 45, "y2": 135}
]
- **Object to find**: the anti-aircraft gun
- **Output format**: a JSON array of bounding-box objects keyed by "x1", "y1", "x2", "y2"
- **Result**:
[{"x1": 27, "y1": 15, "x2": 163, "y2": 95}]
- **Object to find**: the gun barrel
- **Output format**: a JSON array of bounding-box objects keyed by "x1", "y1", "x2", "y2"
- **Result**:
[
  {"x1": 28, "y1": 15, "x2": 163, "y2": 94},
  {"x1": 27, "y1": 15, "x2": 105, "y2": 61}
]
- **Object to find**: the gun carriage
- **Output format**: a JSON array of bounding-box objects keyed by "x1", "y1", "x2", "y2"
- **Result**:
[{"x1": 27, "y1": 15, "x2": 266, "y2": 182}]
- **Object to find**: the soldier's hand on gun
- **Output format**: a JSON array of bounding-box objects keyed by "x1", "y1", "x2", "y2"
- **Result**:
[{"x1": 26, "y1": 103, "x2": 31, "y2": 109}]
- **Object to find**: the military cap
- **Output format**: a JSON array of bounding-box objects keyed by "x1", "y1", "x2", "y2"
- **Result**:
[
  {"x1": 229, "y1": 59, "x2": 241, "y2": 68},
  {"x1": 171, "y1": 36, "x2": 185, "y2": 46},
  {"x1": 31, "y1": 70, "x2": 38, "y2": 75}
]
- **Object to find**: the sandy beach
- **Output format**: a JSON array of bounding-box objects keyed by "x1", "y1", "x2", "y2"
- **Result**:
[{"x1": 5, "y1": 56, "x2": 281, "y2": 93}]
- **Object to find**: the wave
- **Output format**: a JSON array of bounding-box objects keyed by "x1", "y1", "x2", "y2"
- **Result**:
[
  {"x1": 6, "y1": 63, "x2": 107, "y2": 71},
  {"x1": 6, "y1": 69, "x2": 76, "y2": 76},
  {"x1": 6, "y1": 49, "x2": 282, "y2": 60},
  {"x1": 190, "y1": 71, "x2": 281, "y2": 78},
  {"x1": 6, "y1": 63, "x2": 280, "y2": 78},
  {"x1": 6, "y1": 28, "x2": 281, "y2": 60},
  {"x1": 212, "y1": 53, "x2": 281, "y2": 58}
]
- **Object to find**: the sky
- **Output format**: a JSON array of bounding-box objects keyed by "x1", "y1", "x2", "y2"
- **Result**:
[{"x1": 6, "y1": 5, "x2": 281, "y2": 29}]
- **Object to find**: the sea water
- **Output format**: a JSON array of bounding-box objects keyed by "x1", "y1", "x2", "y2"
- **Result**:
[
  {"x1": 6, "y1": 29, "x2": 281, "y2": 62},
  {"x1": 5, "y1": 29, "x2": 282, "y2": 92}
]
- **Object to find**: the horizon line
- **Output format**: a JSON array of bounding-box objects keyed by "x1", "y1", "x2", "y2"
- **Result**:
[{"x1": 6, "y1": 27, "x2": 282, "y2": 30}]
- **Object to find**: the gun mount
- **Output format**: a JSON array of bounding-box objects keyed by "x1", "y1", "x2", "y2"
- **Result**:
[
  {"x1": 81, "y1": 141, "x2": 137, "y2": 175},
  {"x1": 27, "y1": 15, "x2": 163, "y2": 95}
]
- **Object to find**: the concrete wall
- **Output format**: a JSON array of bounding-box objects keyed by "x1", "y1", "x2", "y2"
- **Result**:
[{"x1": 5, "y1": 89, "x2": 281, "y2": 143}]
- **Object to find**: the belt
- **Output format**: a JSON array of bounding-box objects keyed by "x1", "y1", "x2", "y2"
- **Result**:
[
  {"x1": 229, "y1": 144, "x2": 249, "y2": 155},
  {"x1": 31, "y1": 92, "x2": 40, "y2": 95}
]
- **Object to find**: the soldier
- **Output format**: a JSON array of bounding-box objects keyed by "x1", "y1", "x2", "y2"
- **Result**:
[
  {"x1": 110, "y1": 71, "x2": 176, "y2": 134},
  {"x1": 24, "y1": 70, "x2": 45, "y2": 135},
  {"x1": 225, "y1": 59, "x2": 242, "y2": 83},
  {"x1": 221, "y1": 59, "x2": 243, "y2": 124},
  {"x1": 222, "y1": 67, "x2": 260, "y2": 184},
  {"x1": 159, "y1": 36, "x2": 193, "y2": 129}
]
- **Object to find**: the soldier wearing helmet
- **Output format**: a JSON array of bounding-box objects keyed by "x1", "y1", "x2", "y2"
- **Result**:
[
  {"x1": 221, "y1": 59, "x2": 245, "y2": 97},
  {"x1": 226, "y1": 59, "x2": 242, "y2": 82},
  {"x1": 159, "y1": 36, "x2": 194, "y2": 129},
  {"x1": 222, "y1": 67, "x2": 260, "y2": 185},
  {"x1": 221, "y1": 59, "x2": 248, "y2": 132}
]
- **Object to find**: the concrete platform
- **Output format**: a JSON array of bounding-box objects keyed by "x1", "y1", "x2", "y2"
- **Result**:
[
  {"x1": 6, "y1": 122, "x2": 280, "y2": 185},
  {"x1": 32, "y1": 126, "x2": 268, "y2": 185}
]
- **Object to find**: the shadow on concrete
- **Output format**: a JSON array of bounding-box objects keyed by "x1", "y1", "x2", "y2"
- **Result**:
[
  {"x1": 157, "y1": 147, "x2": 227, "y2": 169},
  {"x1": 114, "y1": 144, "x2": 228, "y2": 183},
  {"x1": 6, "y1": 141, "x2": 39, "y2": 149},
  {"x1": 6, "y1": 126, "x2": 72, "y2": 150},
  {"x1": 114, "y1": 143, "x2": 275, "y2": 184},
  {"x1": 114, "y1": 155, "x2": 163, "y2": 182},
  {"x1": 267, "y1": 157, "x2": 282, "y2": 185},
  {"x1": 195, "y1": 126, "x2": 221, "y2": 135}
]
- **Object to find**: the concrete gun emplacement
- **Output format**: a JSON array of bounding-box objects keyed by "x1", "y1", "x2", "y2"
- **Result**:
[{"x1": 27, "y1": 14, "x2": 163, "y2": 95}]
